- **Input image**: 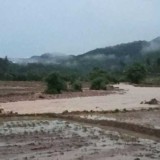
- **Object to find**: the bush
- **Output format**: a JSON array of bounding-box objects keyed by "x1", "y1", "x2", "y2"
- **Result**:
[
  {"x1": 89, "y1": 68, "x2": 109, "y2": 81},
  {"x1": 126, "y1": 63, "x2": 147, "y2": 84},
  {"x1": 113, "y1": 108, "x2": 120, "y2": 113},
  {"x1": 45, "y1": 72, "x2": 67, "y2": 94},
  {"x1": 71, "y1": 80, "x2": 82, "y2": 91},
  {"x1": 90, "y1": 77, "x2": 107, "y2": 90}
]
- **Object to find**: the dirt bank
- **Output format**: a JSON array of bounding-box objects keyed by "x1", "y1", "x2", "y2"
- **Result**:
[{"x1": 0, "y1": 81, "x2": 119, "y2": 103}]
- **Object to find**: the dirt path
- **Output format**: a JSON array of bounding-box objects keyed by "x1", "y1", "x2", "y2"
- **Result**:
[{"x1": 0, "y1": 83, "x2": 160, "y2": 114}]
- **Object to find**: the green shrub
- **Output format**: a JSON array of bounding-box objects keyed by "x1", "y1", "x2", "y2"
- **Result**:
[
  {"x1": 90, "y1": 77, "x2": 107, "y2": 90},
  {"x1": 71, "y1": 80, "x2": 82, "y2": 91},
  {"x1": 114, "y1": 108, "x2": 120, "y2": 113},
  {"x1": 89, "y1": 68, "x2": 109, "y2": 81},
  {"x1": 45, "y1": 72, "x2": 67, "y2": 94},
  {"x1": 126, "y1": 63, "x2": 147, "y2": 84}
]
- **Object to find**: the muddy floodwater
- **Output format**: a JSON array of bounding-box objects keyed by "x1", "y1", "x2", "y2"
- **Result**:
[
  {"x1": 0, "y1": 83, "x2": 160, "y2": 159},
  {"x1": 0, "y1": 117, "x2": 160, "y2": 160},
  {"x1": 1, "y1": 83, "x2": 160, "y2": 114}
]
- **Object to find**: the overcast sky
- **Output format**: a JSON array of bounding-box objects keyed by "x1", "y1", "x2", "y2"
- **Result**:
[{"x1": 0, "y1": 0, "x2": 160, "y2": 58}]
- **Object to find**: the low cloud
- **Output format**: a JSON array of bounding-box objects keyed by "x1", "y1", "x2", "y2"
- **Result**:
[
  {"x1": 142, "y1": 38, "x2": 160, "y2": 54},
  {"x1": 83, "y1": 54, "x2": 116, "y2": 60}
]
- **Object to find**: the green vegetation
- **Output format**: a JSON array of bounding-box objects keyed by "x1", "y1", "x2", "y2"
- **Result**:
[
  {"x1": 89, "y1": 68, "x2": 109, "y2": 81},
  {"x1": 90, "y1": 77, "x2": 107, "y2": 90},
  {"x1": 126, "y1": 63, "x2": 147, "y2": 84},
  {"x1": 45, "y1": 72, "x2": 67, "y2": 94},
  {"x1": 0, "y1": 37, "x2": 160, "y2": 89},
  {"x1": 142, "y1": 76, "x2": 160, "y2": 85},
  {"x1": 89, "y1": 68, "x2": 110, "y2": 90},
  {"x1": 71, "y1": 80, "x2": 82, "y2": 92}
]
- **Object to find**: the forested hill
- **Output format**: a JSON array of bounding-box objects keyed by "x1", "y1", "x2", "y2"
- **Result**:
[
  {"x1": 8, "y1": 37, "x2": 160, "y2": 72},
  {"x1": 66, "y1": 37, "x2": 160, "y2": 71},
  {"x1": 0, "y1": 37, "x2": 160, "y2": 81}
]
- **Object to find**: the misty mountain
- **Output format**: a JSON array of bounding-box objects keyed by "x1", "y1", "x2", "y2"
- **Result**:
[
  {"x1": 10, "y1": 37, "x2": 160, "y2": 72},
  {"x1": 64, "y1": 37, "x2": 160, "y2": 71}
]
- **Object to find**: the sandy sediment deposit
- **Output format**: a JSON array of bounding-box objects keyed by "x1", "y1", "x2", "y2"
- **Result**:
[{"x1": 0, "y1": 83, "x2": 160, "y2": 114}]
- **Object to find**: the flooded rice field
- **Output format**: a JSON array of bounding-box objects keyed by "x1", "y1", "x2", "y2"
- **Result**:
[
  {"x1": 0, "y1": 83, "x2": 160, "y2": 159},
  {"x1": 0, "y1": 117, "x2": 160, "y2": 160},
  {"x1": 78, "y1": 109, "x2": 160, "y2": 130}
]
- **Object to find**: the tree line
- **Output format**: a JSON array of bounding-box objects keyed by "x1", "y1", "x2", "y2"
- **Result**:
[{"x1": 0, "y1": 56, "x2": 160, "y2": 93}]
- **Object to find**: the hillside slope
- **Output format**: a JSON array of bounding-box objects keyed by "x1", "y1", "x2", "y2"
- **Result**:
[
  {"x1": 66, "y1": 37, "x2": 160, "y2": 71},
  {"x1": 10, "y1": 37, "x2": 160, "y2": 72}
]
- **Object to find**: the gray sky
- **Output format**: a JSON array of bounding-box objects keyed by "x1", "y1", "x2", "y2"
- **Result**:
[{"x1": 0, "y1": 0, "x2": 160, "y2": 58}]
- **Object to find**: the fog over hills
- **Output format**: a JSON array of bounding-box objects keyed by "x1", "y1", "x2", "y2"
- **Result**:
[
  {"x1": 9, "y1": 37, "x2": 160, "y2": 70},
  {"x1": 10, "y1": 52, "x2": 74, "y2": 64}
]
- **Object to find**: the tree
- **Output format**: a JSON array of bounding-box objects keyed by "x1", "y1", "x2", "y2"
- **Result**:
[
  {"x1": 45, "y1": 72, "x2": 67, "y2": 94},
  {"x1": 89, "y1": 67, "x2": 108, "y2": 81},
  {"x1": 89, "y1": 67, "x2": 111, "y2": 82},
  {"x1": 126, "y1": 63, "x2": 147, "y2": 84},
  {"x1": 71, "y1": 80, "x2": 82, "y2": 91},
  {"x1": 157, "y1": 58, "x2": 160, "y2": 66},
  {"x1": 0, "y1": 57, "x2": 10, "y2": 80},
  {"x1": 90, "y1": 77, "x2": 107, "y2": 90},
  {"x1": 146, "y1": 58, "x2": 151, "y2": 66}
]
